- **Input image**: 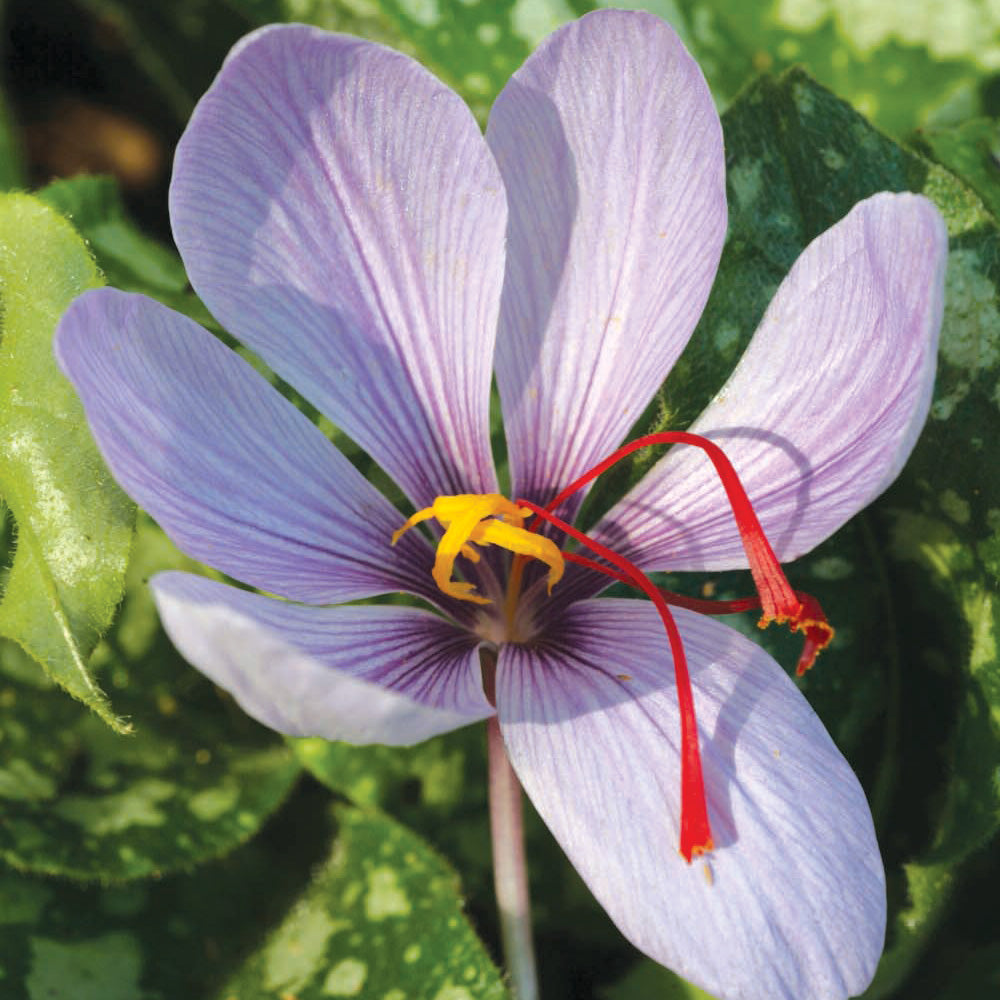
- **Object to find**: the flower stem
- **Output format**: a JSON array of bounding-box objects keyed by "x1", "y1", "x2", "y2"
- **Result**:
[{"x1": 487, "y1": 714, "x2": 539, "y2": 1000}]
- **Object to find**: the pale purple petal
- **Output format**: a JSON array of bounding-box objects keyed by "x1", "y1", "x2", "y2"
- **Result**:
[
  {"x1": 595, "y1": 192, "x2": 947, "y2": 570},
  {"x1": 55, "y1": 289, "x2": 435, "y2": 604},
  {"x1": 152, "y1": 572, "x2": 492, "y2": 743},
  {"x1": 171, "y1": 24, "x2": 505, "y2": 507},
  {"x1": 487, "y1": 9, "x2": 726, "y2": 506},
  {"x1": 497, "y1": 599, "x2": 884, "y2": 999}
]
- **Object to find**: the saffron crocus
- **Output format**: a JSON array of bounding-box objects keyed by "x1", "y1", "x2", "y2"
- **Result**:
[{"x1": 55, "y1": 10, "x2": 947, "y2": 999}]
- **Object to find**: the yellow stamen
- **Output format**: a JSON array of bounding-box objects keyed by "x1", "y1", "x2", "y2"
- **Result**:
[
  {"x1": 473, "y1": 519, "x2": 563, "y2": 594},
  {"x1": 503, "y1": 555, "x2": 529, "y2": 630},
  {"x1": 391, "y1": 506, "x2": 436, "y2": 546},
  {"x1": 392, "y1": 493, "x2": 564, "y2": 606}
]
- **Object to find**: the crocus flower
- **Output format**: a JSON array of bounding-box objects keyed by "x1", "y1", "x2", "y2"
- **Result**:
[{"x1": 55, "y1": 9, "x2": 946, "y2": 999}]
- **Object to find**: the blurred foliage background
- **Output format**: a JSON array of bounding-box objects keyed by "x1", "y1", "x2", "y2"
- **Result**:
[{"x1": 1, "y1": 2, "x2": 999, "y2": 999}]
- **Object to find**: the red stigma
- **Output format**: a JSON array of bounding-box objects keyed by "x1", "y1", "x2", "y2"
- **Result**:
[
  {"x1": 517, "y1": 499, "x2": 714, "y2": 862},
  {"x1": 549, "y1": 433, "x2": 834, "y2": 670},
  {"x1": 532, "y1": 431, "x2": 834, "y2": 862}
]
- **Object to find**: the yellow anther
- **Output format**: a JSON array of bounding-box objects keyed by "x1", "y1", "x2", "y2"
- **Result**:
[
  {"x1": 472, "y1": 519, "x2": 563, "y2": 594},
  {"x1": 391, "y1": 505, "x2": 436, "y2": 546},
  {"x1": 391, "y1": 493, "x2": 564, "y2": 605}
]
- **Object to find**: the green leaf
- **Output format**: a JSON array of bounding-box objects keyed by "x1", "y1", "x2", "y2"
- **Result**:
[
  {"x1": 217, "y1": 804, "x2": 509, "y2": 1000},
  {"x1": 0, "y1": 794, "x2": 503, "y2": 1000},
  {"x1": 37, "y1": 174, "x2": 218, "y2": 330},
  {"x1": 38, "y1": 175, "x2": 187, "y2": 295},
  {"x1": 865, "y1": 861, "x2": 957, "y2": 999},
  {"x1": 290, "y1": 726, "x2": 499, "y2": 902},
  {"x1": 0, "y1": 783, "x2": 335, "y2": 998},
  {"x1": 914, "y1": 119, "x2": 1000, "y2": 224},
  {"x1": 0, "y1": 193, "x2": 135, "y2": 732},
  {"x1": 290, "y1": 729, "x2": 632, "y2": 984},
  {"x1": 0, "y1": 516, "x2": 301, "y2": 880},
  {"x1": 291, "y1": 728, "x2": 479, "y2": 816},
  {"x1": 882, "y1": 233, "x2": 1000, "y2": 866},
  {"x1": 665, "y1": 0, "x2": 1000, "y2": 135}
]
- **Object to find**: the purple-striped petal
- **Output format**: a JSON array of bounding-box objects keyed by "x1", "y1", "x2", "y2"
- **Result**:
[
  {"x1": 55, "y1": 289, "x2": 434, "y2": 604},
  {"x1": 171, "y1": 24, "x2": 505, "y2": 508},
  {"x1": 595, "y1": 192, "x2": 947, "y2": 571},
  {"x1": 497, "y1": 599, "x2": 884, "y2": 999},
  {"x1": 152, "y1": 572, "x2": 492, "y2": 743},
  {"x1": 488, "y1": 9, "x2": 726, "y2": 507}
]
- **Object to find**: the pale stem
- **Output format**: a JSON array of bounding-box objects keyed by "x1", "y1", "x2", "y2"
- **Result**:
[{"x1": 487, "y1": 714, "x2": 539, "y2": 1000}]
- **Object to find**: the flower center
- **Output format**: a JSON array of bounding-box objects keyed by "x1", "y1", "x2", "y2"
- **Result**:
[{"x1": 390, "y1": 432, "x2": 836, "y2": 864}]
